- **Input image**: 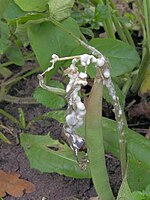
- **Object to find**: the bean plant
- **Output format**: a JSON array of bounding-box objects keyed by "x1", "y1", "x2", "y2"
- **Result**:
[{"x1": 0, "y1": 0, "x2": 150, "y2": 199}]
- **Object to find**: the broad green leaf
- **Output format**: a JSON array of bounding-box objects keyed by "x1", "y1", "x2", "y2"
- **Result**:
[
  {"x1": 16, "y1": 13, "x2": 47, "y2": 38},
  {"x1": 3, "y1": 0, "x2": 26, "y2": 21},
  {"x1": 34, "y1": 80, "x2": 66, "y2": 109},
  {"x1": 70, "y1": 38, "x2": 140, "y2": 77},
  {"x1": 102, "y1": 117, "x2": 150, "y2": 191},
  {"x1": 117, "y1": 177, "x2": 133, "y2": 200},
  {"x1": 20, "y1": 133, "x2": 91, "y2": 178},
  {"x1": 132, "y1": 191, "x2": 144, "y2": 200},
  {"x1": 0, "y1": 21, "x2": 10, "y2": 54},
  {"x1": 48, "y1": 0, "x2": 74, "y2": 21},
  {"x1": 0, "y1": 132, "x2": 11, "y2": 144},
  {"x1": 90, "y1": 38, "x2": 140, "y2": 77},
  {"x1": 127, "y1": 158, "x2": 150, "y2": 192},
  {"x1": 43, "y1": 110, "x2": 66, "y2": 124},
  {"x1": 146, "y1": 184, "x2": 150, "y2": 194},
  {"x1": 27, "y1": 17, "x2": 81, "y2": 71},
  {"x1": 80, "y1": 27, "x2": 94, "y2": 38},
  {"x1": 0, "y1": 0, "x2": 10, "y2": 19},
  {"x1": 14, "y1": 0, "x2": 48, "y2": 12},
  {"x1": 6, "y1": 45, "x2": 25, "y2": 66},
  {"x1": 0, "y1": 67, "x2": 12, "y2": 79},
  {"x1": 79, "y1": 117, "x2": 150, "y2": 191},
  {"x1": 95, "y1": 4, "x2": 109, "y2": 22}
]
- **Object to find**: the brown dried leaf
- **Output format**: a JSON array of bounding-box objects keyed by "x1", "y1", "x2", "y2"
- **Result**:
[{"x1": 0, "y1": 170, "x2": 35, "y2": 198}]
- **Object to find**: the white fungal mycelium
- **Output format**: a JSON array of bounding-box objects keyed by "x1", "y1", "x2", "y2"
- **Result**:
[
  {"x1": 38, "y1": 51, "x2": 126, "y2": 162},
  {"x1": 63, "y1": 58, "x2": 88, "y2": 155}
]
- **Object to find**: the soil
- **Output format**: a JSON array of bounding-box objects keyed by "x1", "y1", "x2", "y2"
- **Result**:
[{"x1": 0, "y1": 72, "x2": 122, "y2": 200}]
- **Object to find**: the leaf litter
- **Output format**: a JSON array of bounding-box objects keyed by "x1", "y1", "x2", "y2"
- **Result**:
[{"x1": 0, "y1": 170, "x2": 35, "y2": 198}]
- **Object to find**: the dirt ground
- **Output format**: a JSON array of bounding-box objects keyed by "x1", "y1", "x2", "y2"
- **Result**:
[{"x1": 0, "y1": 74, "x2": 121, "y2": 200}]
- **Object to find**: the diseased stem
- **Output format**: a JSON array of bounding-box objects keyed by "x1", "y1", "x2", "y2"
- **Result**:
[
  {"x1": 86, "y1": 69, "x2": 115, "y2": 200},
  {"x1": 48, "y1": 17, "x2": 127, "y2": 177}
]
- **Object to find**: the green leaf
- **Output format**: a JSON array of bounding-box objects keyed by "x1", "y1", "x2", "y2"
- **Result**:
[
  {"x1": 146, "y1": 185, "x2": 150, "y2": 194},
  {"x1": 90, "y1": 38, "x2": 140, "y2": 77},
  {"x1": 16, "y1": 13, "x2": 47, "y2": 37},
  {"x1": 0, "y1": 132, "x2": 11, "y2": 144},
  {"x1": 71, "y1": 38, "x2": 140, "y2": 77},
  {"x1": 34, "y1": 80, "x2": 66, "y2": 109},
  {"x1": 78, "y1": 117, "x2": 150, "y2": 190},
  {"x1": 80, "y1": 27, "x2": 94, "y2": 38},
  {"x1": 20, "y1": 133, "x2": 91, "y2": 178},
  {"x1": 14, "y1": 0, "x2": 48, "y2": 12},
  {"x1": 95, "y1": 4, "x2": 109, "y2": 22},
  {"x1": 127, "y1": 158, "x2": 150, "y2": 192},
  {"x1": 117, "y1": 177, "x2": 133, "y2": 200},
  {"x1": 43, "y1": 110, "x2": 66, "y2": 124},
  {"x1": 0, "y1": 21, "x2": 10, "y2": 54},
  {"x1": 0, "y1": 67, "x2": 12, "y2": 79},
  {"x1": 101, "y1": 117, "x2": 150, "y2": 191},
  {"x1": 5, "y1": 45, "x2": 25, "y2": 66},
  {"x1": 3, "y1": 0, "x2": 26, "y2": 21},
  {"x1": 27, "y1": 17, "x2": 81, "y2": 71},
  {"x1": 0, "y1": 0, "x2": 10, "y2": 19},
  {"x1": 48, "y1": 0, "x2": 74, "y2": 21},
  {"x1": 132, "y1": 191, "x2": 143, "y2": 200}
]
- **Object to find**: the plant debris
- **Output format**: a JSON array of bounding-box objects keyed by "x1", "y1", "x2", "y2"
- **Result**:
[{"x1": 0, "y1": 170, "x2": 35, "y2": 198}]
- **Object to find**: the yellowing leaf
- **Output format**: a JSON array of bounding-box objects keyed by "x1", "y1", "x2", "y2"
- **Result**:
[
  {"x1": 140, "y1": 70, "x2": 150, "y2": 97},
  {"x1": 0, "y1": 170, "x2": 35, "y2": 197}
]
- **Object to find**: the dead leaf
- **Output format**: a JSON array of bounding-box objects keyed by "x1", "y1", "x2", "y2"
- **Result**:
[{"x1": 0, "y1": 170, "x2": 35, "y2": 197}]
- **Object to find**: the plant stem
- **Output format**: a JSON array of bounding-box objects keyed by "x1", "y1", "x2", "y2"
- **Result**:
[
  {"x1": 131, "y1": 48, "x2": 150, "y2": 93},
  {"x1": 112, "y1": 14, "x2": 128, "y2": 43},
  {"x1": 144, "y1": 0, "x2": 150, "y2": 52},
  {"x1": 0, "y1": 109, "x2": 23, "y2": 129},
  {"x1": 3, "y1": 95, "x2": 37, "y2": 104},
  {"x1": 122, "y1": 77, "x2": 132, "y2": 97},
  {"x1": 101, "y1": 0, "x2": 115, "y2": 39},
  {"x1": 108, "y1": 0, "x2": 135, "y2": 47},
  {"x1": 86, "y1": 68, "x2": 115, "y2": 200}
]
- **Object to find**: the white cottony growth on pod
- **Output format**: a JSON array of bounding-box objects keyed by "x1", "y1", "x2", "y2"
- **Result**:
[
  {"x1": 96, "y1": 57, "x2": 105, "y2": 67},
  {"x1": 63, "y1": 60, "x2": 88, "y2": 153},
  {"x1": 76, "y1": 102, "x2": 85, "y2": 110},
  {"x1": 103, "y1": 68, "x2": 110, "y2": 78}
]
